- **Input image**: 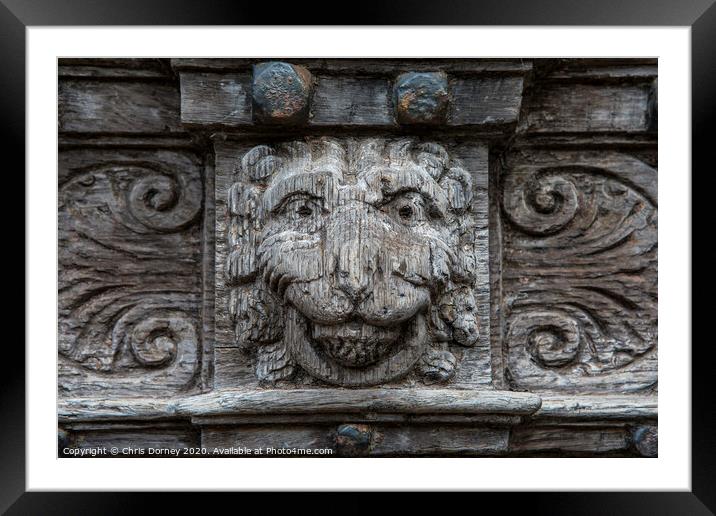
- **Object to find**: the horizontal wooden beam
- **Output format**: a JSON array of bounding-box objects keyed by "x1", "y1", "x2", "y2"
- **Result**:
[{"x1": 58, "y1": 388, "x2": 542, "y2": 421}]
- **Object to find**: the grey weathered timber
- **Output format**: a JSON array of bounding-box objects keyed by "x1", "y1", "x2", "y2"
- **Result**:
[
  {"x1": 179, "y1": 72, "x2": 252, "y2": 126},
  {"x1": 176, "y1": 388, "x2": 542, "y2": 416},
  {"x1": 58, "y1": 148, "x2": 204, "y2": 396},
  {"x1": 171, "y1": 58, "x2": 534, "y2": 75},
  {"x1": 57, "y1": 388, "x2": 541, "y2": 421},
  {"x1": 519, "y1": 83, "x2": 651, "y2": 133},
  {"x1": 58, "y1": 58, "x2": 172, "y2": 79},
  {"x1": 535, "y1": 394, "x2": 657, "y2": 420},
  {"x1": 57, "y1": 57, "x2": 658, "y2": 458},
  {"x1": 202, "y1": 424, "x2": 510, "y2": 456},
  {"x1": 501, "y1": 149, "x2": 657, "y2": 393},
  {"x1": 178, "y1": 72, "x2": 525, "y2": 129},
  {"x1": 510, "y1": 426, "x2": 631, "y2": 455},
  {"x1": 217, "y1": 137, "x2": 490, "y2": 388},
  {"x1": 59, "y1": 80, "x2": 181, "y2": 133}
]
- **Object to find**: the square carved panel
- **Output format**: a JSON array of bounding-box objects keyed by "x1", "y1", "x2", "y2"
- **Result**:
[{"x1": 212, "y1": 137, "x2": 492, "y2": 389}]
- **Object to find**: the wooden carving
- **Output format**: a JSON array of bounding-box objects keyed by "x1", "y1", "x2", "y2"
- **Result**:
[
  {"x1": 225, "y1": 138, "x2": 481, "y2": 386},
  {"x1": 57, "y1": 59, "x2": 660, "y2": 458},
  {"x1": 501, "y1": 150, "x2": 657, "y2": 393},
  {"x1": 58, "y1": 150, "x2": 204, "y2": 396}
]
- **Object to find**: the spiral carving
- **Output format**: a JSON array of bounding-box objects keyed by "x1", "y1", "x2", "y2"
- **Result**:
[
  {"x1": 508, "y1": 310, "x2": 581, "y2": 368},
  {"x1": 529, "y1": 315, "x2": 579, "y2": 367},
  {"x1": 62, "y1": 164, "x2": 202, "y2": 238},
  {"x1": 112, "y1": 307, "x2": 198, "y2": 368},
  {"x1": 502, "y1": 153, "x2": 657, "y2": 393},
  {"x1": 123, "y1": 167, "x2": 202, "y2": 233},
  {"x1": 506, "y1": 302, "x2": 656, "y2": 392},
  {"x1": 502, "y1": 172, "x2": 579, "y2": 235},
  {"x1": 58, "y1": 150, "x2": 203, "y2": 396},
  {"x1": 60, "y1": 292, "x2": 200, "y2": 382}
]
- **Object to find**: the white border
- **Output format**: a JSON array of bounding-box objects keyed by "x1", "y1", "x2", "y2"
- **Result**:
[{"x1": 28, "y1": 27, "x2": 690, "y2": 491}]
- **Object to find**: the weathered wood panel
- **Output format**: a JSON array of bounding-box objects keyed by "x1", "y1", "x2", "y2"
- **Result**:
[
  {"x1": 536, "y1": 394, "x2": 657, "y2": 421},
  {"x1": 56, "y1": 58, "x2": 659, "y2": 458},
  {"x1": 64, "y1": 426, "x2": 200, "y2": 453},
  {"x1": 537, "y1": 59, "x2": 658, "y2": 81},
  {"x1": 58, "y1": 80, "x2": 181, "y2": 133},
  {"x1": 201, "y1": 425, "x2": 332, "y2": 452},
  {"x1": 172, "y1": 58, "x2": 533, "y2": 75},
  {"x1": 58, "y1": 149, "x2": 204, "y2": 396},
  {"x1": 448, "y1": 76, "x2": 524, "y2": 126},
  {"x1": 201, "y1": 424, "x2": 509, "y2": 456},
  {"x1": 178, "y1": 72, "x2": 526, "y2": 128},
  {"x1": 58, "y1": 58, "x2": 171, "y2": 79},
  {"x1": 519, "y1": 83, "x2": 651, "y2": 133},
  {"x1": 510, "y1": 426, "x2": 630, "y2": 454},
  {"x1": 501, "y1": 149, "x2": 657, "y2": 393},
  {"x1": 310, "y1": 76, "x2": 393, "y2": 126},
  {"x1": 178, "y1": 388, "x2": 542, "y2": 416},
  {"x1": 370, "y1": 425, "x2": 508, "y2": 456},
  {"x1": 180, "y1": 72, "x2": 252, "y2": 126},
  {"x1": 57, "y1": 389, "x2": 542, "y2": 421},
  {"x1": 213, "y1": 137, "x2": 492, "y2": 388}
]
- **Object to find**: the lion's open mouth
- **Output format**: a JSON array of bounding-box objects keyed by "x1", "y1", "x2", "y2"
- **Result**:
[{"x1": 310, "y1": 319, "x2": 404, "y2": 367}]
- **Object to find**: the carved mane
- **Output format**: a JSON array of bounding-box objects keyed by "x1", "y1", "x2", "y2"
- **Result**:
[{"x1": 226, "y1": 138, "x2": 480, "y2": 386}]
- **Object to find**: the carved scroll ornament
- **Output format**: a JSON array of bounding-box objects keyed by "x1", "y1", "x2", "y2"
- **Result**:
[
  {"x1": 501, "y1": 152, "x2": 658, "y2": 392},
  {"x1": 58, "y1": 151, "x2": 203, "y2": 395}
]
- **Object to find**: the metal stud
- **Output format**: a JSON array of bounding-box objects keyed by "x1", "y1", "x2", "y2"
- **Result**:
[
  {"x1": 394, "y1": 72, "x2": 449, "y2": 125},
  {"x1": 252, "y1": 61, "x2": 313, "y2": 125}
]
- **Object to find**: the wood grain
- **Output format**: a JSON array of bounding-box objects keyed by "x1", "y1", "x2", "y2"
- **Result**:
[
  {"x1": 214, "y1": 138, "x2": 491, "y2": 388},
  {"x1": 58, "y1": 149, "x2": 204, "y2": 396},
  {"x1": 501, "y1": 149, "x2": 657, "y2": 393},
  {"x1": 171, "y1": 58, "x2": 533, "y2": 75},
  {"x1": 448, "y1": 76, "x2": 524, "y2": 126},
  {"x1": 310, "y1": 76, "x2": 393, "y2": 126},
  {"x1": 178, "y1": 72, "x2": 527, "y2": 128},
  {"x1": 56, "y1": 58, "x2": 659, "y2": 457},
  {"x1": 58, "y1": 388, "x2": 542, "y2": 421},
  {"x1": 519, "y1": 84, "x2": 651, "y2": 133},
  {"x1": 180, "y1": 72, "x2": 252, "y2": 126},
  {"x1": 510, "y1": 426, "x2": 630, "y2": 454},
  {"x1": 59, "y1": 80, "x2": 181, "y2": 133}
]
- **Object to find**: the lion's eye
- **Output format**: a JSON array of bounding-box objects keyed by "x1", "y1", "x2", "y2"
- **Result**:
[
  {"x1": 281, "y1": 195, "x2": 324, "y2": 228},
  {"x1": 386, "y1": 192, "x2": 427, "y2": 226},
  {"x1": 295, "y1": 203, "x2": 313, "y2": 218},
  {"x1": 398, "y1": 205, "x2": 414, "y2": 220}
]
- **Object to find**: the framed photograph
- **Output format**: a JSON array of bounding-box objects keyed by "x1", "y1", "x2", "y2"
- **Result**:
[{"x1": 9, "y1": 0, "x2": 709, "y2": 510}]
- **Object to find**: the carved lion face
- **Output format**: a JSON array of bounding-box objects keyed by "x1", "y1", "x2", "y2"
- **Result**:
[{"x1": 226, "y1": 138, "x2": 480, "y2": 386}]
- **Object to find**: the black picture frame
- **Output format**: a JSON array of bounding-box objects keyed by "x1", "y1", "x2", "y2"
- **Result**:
[{"x1": 5, "y1": 0, "x2": 709, "y2": 511}]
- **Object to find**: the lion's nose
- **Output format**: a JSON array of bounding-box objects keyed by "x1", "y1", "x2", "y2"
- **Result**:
[
  {"x1": 335, "y1": 267, "x2": 370, "y2": 303},
  {"x1": 329, "y1": 204, "x2": 379, "y2": 304},
  {"x1": 335, "y1": 241, "x2": 373, "y2": 303}
]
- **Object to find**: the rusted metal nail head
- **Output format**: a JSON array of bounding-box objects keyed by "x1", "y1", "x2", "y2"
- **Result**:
[
  {"x1": 394, "y1": 72, "x2": 449, "y2": 125},
  {"x1": 334, "y1": 424, "x2": 373, "y2": 456},
  {"x1": 252, "y1": 61, "x2": 312, "y2": 125}
]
